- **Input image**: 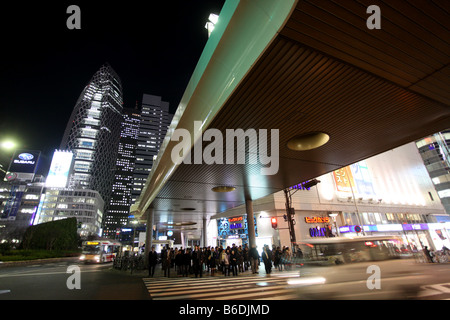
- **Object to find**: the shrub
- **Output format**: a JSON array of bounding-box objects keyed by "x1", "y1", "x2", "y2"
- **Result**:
[{"x1": 21, "y1": 218, "x2": 79, "y2": 251}]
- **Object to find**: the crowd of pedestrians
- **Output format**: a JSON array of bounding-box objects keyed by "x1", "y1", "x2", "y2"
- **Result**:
[{"x1": 148, "y1": 243, "x2": 302, "y2": 278}]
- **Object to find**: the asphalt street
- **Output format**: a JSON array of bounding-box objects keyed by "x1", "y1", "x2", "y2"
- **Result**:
[{"x1": 0, "y1": 257, "x2": 150, "y2": 300}]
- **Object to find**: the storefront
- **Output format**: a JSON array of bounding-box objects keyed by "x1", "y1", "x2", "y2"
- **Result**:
[
  {"x1": 216, "y1": 216, "x2": 257, "y2": 248},
  {"x1": 337, "y1": 221, "x2": 450, "y2": 251},
  {"x1": 212, "y1": 143, "x2": 448, "y2": 252}
]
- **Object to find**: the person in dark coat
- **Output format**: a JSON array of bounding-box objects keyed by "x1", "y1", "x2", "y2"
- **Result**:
[
  {"x1": 161, "y1": 245, "x2": 172, "y2": 277},
  {"x1": 183, "y1": 248, "x2": 192, "y2": 277},
  {"x1": 262, "y1": 245, "x2": 272, "y2": 275},
  {"x1": 249, "y1": 245, "x2": 260, "y2": 274},
  {"x1": 175, "y1": 249, "x2": 183, "y2": 275},
  {"x1": 209, "y1": 247, "x2": 217, "y2": 275},
  {"x1": 192, "y1": 246, "x2": 203, "y2": 278},
  {"x1": 423, "y1": 246, "x2": 434, "y2": 263},
  {"x1": 148, "y1": 245, "x2": 158, "y2": 277}
]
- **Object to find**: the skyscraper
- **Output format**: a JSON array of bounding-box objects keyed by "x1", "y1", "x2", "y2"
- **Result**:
[
  {"x1": 60, "y1": 63, "x2": 124, "y2": 208},
  {"x1": 416, "y1": 130, "x2": 450, "y2": 215},
  {"x1": 132, "y1": 94, "x2": 173, "y2": 203},
  {"x1": 103, "y1": 107, "x2": 140, "y2": 239}
]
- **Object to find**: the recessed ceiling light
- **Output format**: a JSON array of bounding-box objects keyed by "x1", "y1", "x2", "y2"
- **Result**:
[
  {"x1": 212, "y1": 186, "x2": 236, "y2": 192},
  {"x1": 161, "y1": 221, "x2": 197, "y2": 226},
  {"x1": 287, "y1": 132, "x2": 330, "y2": 151}
]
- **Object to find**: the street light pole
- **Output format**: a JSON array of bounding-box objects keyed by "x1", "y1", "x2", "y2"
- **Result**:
[
  {"x1": 344, "y1": 166, "x2": 366, "y2": 236},
  {"x1": 284, "y1": 179, "x2": 321, "y2": 249}
]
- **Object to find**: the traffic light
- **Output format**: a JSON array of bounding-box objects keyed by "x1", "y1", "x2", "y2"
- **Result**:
[{"x1": 271, "y1": 217, "x2": 278, "y2": 229}]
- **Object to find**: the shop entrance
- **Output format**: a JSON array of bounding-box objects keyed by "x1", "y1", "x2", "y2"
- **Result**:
[
  {"x1": 255, "y1": 236, "x2": 273, "y2": 256},
  {"x1": 226, "y1": 238, "x2": 242, "y2": 248}
]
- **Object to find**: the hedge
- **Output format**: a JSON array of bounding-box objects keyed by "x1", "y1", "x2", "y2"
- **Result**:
[{"x1": 21, "y1": 218, "x2": 79, "y2": 251}]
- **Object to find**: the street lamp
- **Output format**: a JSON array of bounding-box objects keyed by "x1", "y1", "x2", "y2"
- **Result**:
[
  {"x1": 0, "y1": 139, "x2": 18, "y2": 180},
  {"x1": 205, "y1": 13, "x2": 219, "y2": 38},
  {"x1": 1, "y1": 140, "x2": 16, "y2": 150}
]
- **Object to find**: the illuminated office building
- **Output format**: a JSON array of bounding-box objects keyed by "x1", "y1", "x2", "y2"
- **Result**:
[
  {"x1": 35, "y1": 188, "x2": 104, "y2": 237},
  {"x1": 0, "y1": 150, "x2": 45, "y2": 241},
  {"x1": 131, "y1": 94, "x2": 173, "y2": 203},
  {"x1": 103, "y1": 108, "x2": 140, "y2": 239},
  {"x1": 416, "y1": 130, "x2": 450, "y2": 215},
  {"x1": 60, "y1": 63, "x2": 124, "y2": 209}
]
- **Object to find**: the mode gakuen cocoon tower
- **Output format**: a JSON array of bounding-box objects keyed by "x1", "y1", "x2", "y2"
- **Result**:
[{"x1": 60, "y1": 63, "x2": 124, "y2": 208}]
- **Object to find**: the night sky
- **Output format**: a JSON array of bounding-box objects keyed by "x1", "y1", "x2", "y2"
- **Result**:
[{"x1": 0, "y1": 1, "x2": 225, "y2": 174}]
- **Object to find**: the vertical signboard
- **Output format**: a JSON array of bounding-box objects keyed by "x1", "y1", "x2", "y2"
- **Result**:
[
  {"x1": 350, "y1": 160, "x2": 375, "y2": 197},
  {"x1": 8, "y1": 150, "x2": 41, "y2": 174},
  {"x1": 333, "y1": 167, "x2": 356, "y2": 193},
  {"x1": 46, "y1": 150, "x2": 74, "y2": 188}
]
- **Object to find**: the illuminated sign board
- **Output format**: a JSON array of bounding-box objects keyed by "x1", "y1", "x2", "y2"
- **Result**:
[
  {"x1": 309, "y1": 227, "x2": 327, "y2": 237},
  {"x1": 8, "y1": 150, "x2": 41, "y2": 174},
  {"x1": 46, "y1": 150, "x2": 73, "y2": 188},
  {"x1": 228, "y1": 216, "x2": 244, "y2": 230},
  {"x1": 218, "y1": 217, "x2": 258, "y2": 238},
  {"x1": 339, "y1": 224, "x2": 429, "y2": 233},
  {"x1": 333, "y1": 161, "x2": 375, "y2": 197},
  {"x1": 230, "y1": 223, "x2": 243, "y2": 229},
  {"x1": 333, "y1": 167, "x2": 356, "y2": 193},
  {"x1": 305, "y1": 217, "x2": 330, "y2": 224}
]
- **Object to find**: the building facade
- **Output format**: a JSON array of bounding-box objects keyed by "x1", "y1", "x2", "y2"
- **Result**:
[
  {"x1": 211, "y1": 142, "x2": 449, "y2": 252},
  {"x1": 34, "y1": 188, "x2": 104, "y2": 238},
  {"x1": 0, "y1": 150, "x2": 45, "y2": 242},
  {"x1": 25, "y1": 149, "x2": 105, "y2": 237},
  {"x1": 132, "y1": 94, "x2": 173, "y2": 203},
  {"x1": 416, "y1": 130, "x2": 450, "y2": 215},
  {"x1": 0, "y1": 176, "x2": 46, "y2": 242},
  {"x1": 60, "y1": 63, "x2": 124, "y2": 209},
  {"x1": 102, "y1": 108, "x2": 140, "y2": 239}
]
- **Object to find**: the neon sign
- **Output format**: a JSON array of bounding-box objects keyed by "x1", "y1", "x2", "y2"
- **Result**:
[
  {"x1": 309, "y1": 227, "x2": 327, "y2": 237},
  {"x1": 305, "y1": 217, "x2": 330, "y2": 224},
  {"x1": 228, "y1": 216, "x2": 244, "y2": 229},
  {"x1": 230, "y1": 223, "x2": 243, "y2": 229}
]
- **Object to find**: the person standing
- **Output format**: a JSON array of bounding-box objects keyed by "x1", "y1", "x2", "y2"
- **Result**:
[
  {"x1": 183, "y1": 248, "x2": 191, "y2": 277},
  {"x1": 230, "y1": 249, "x2": 238, "y2": 276},
  {"x1": 192, "y1": 246, "x2": 203, "y2": 278},
  {"x1": 148, "y1": 245, "x2": 158, "y2": 277},
  {"x1": 243, "y1": 244, "x2": 249, "y2": 271},
  {"x1": 220, "y1": 248, "x2": 230, "y2": 276},
  {"x1": 262, "y1": 245, "x2": 272, "y2": 275},
  {"x1": 249, "y1": 245, "x2": 260, "y2": 274},
  {"x1": 274, "y1": 247, "x2": 282, "y2": 271},
  {"x1": 209, "y1": 247, "x2": 217, "y2": 276},
  {"x1": 423, "y1": 246, "x2": 434, "y2": 263},
  {"x1": 162, "y1": 245, "x2": 172, "y2": 277}
]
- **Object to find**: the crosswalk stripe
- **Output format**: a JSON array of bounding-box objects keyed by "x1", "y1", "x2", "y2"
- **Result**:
[
  {"x1": 143, "y1": 274, "x2": 300, "y2": 300},
  {"x1": 144, "y1": 277, "x2": 291, "y2": 291}
]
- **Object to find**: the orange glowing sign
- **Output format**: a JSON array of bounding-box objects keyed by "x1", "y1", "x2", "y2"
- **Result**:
[
  {"x1": 333, "y1": 167, "x2": 356, "y2": 193},
  {"x1": 304, "y1": 217, "x2": 330, "y2": 224},
  {"x1": 228, "y1": 216, "x2": 243, "y2": 223}
]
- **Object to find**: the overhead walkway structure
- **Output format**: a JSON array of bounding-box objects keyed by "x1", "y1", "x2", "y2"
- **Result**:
[{"x1": 130, "y1": 0, "x2": 450, "y2": 254}]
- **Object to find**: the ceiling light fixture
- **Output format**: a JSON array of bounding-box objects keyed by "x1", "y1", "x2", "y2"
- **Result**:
[
  {"x1": 287, "y1": 132, "x2": 330, "y2": 151},
  {"x1": 212, "y1": 186, "x2": 236, "y2": 193}
]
